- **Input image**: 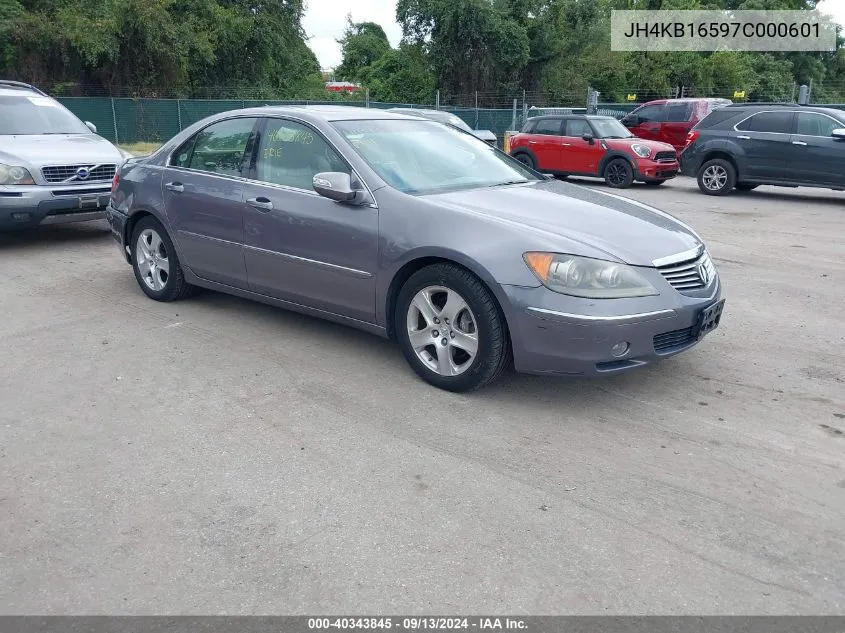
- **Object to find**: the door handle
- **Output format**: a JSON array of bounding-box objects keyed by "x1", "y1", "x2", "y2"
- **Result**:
[
  {"x1": 246, "y1": 196, "x2": 273, "y2": 211},
  {"x1": 165, "y1": 182, "x2": 184, "y2": 193},
  {"x1": 528, "y1": 140, "x2": 537, "y2": 144},
  {"x1": 561, "y1": 143, "x2": 571, "y2": 146},
  {"x1": 737, "y1": 135, "x2": 750, "y2": 140},
  {"x1": 792, "y1": 140, "x2": 807, "y2": 146}
]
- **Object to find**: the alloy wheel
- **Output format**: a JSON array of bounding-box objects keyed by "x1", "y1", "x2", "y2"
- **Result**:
[
  {"x1": 606, "y1": 162, "x2": 628, "y2": 186},
  {"x1": 406, "y1": 285, "x2": 479, "y2": 377},
  {"x1": 135, "y1": 228, "x2": 170, "y2": 292},
  {"x1": 701, "y1": 165, "x2": 728, "y2": 191}
]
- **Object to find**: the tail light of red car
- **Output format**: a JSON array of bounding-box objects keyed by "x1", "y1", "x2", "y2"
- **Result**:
[{"x1": 111, "y1": 171, "x2": 120, "y2": 194}]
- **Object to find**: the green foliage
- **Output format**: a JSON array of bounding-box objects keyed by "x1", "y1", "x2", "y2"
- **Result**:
[{"x1": 335, "y1": 18, "x2": 392, "y2": 81}]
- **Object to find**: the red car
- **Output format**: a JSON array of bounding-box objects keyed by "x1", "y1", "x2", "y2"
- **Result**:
[
  {"x1": 620, "y1": 98, "x2": 732, "y2": 151},
  {"x1": 508, "y1": 114, "x2": 680, "y2": 188}
]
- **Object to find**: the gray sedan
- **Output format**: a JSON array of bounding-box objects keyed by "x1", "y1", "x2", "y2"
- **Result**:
[{"x1": 106, "y1": 106, "x2": 725, "y2": 392}]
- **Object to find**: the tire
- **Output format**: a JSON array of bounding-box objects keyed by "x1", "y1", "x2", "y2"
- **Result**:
[
  {"x1": 514, "y1": 152, "x2": 535, "y2": 170},
  {"x1": 735, "y1": 182, "x2": 758, "y2": 191},
  {"x1": 603, "y1": 158, "x2": 634, "y2": 188},
  {"x1": 697, "y1": 158, "x2": 736, "y2": 196},
  {"x1": 130, "y1": 216, "x2": 193, "y2": 302},
  {"x1": 645, "y1": 179, "x2": 666, "y2": 186},
  {"x1": 395, "y1": 263, "x2": 511, "y2": 392}
]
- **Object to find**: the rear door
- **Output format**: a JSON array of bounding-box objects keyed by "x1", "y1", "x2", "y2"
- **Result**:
[
  {"x1": 733, "y1": 110, "x2": 794, "y2": 180},
  {"x1": 558, "y1": 118, "x2": 605, "y2": 175},
  {"x1": 162, "y1": 116, "x2": 259, "y2": 289},
  {"x1": 524, "y1": 118, "x2": 564, "y2": 170},
  {"x1": 789, "y1": 111, "x2": 845, "y2": 186},
  {"x1": 660, "y1": 102, "x2": 694, "y2": 150}
]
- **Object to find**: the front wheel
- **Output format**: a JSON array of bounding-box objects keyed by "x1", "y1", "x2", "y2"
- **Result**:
[
  {"x1": 697, "y1": 158, "x2": 736, "y2": 196},
  {"x1": 130, "y1": 216, "x2": 193, "y2": 302},
  {"x1": 395, "y1": 263, "x2": 511, "y2": 392},
  {"x1": 603, "y1": 158, "x2": 634, "y2": 188}
]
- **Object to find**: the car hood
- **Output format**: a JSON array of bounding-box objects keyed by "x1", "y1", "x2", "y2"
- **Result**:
[
  {"x1": 423, "y1": 179, "x2": 702, "y2": 266},
  {"x1": 605, "y1": 137, "x2": 676, "y2": 152},
  {"x1": 0, "y1": 134, "x2": 123, "y2": 167}
]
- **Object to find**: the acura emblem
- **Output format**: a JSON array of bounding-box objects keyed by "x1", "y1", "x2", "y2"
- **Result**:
[{"x1": 76, "y1": 167, "x2": 90, "y2": 180}]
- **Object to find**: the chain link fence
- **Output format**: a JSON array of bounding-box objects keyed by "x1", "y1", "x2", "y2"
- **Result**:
[{"x1": 56, "y1": 85, "x2": 845, "y2": 146}]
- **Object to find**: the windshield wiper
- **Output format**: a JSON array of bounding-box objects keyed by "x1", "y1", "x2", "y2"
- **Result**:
[{"x1": 488, "y1": 179, "x2": 530, "y2": 187}]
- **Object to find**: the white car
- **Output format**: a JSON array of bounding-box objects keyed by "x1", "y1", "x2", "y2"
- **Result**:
[{"x1": 0, "y1": 80, "x2": 132, "y2": 230}]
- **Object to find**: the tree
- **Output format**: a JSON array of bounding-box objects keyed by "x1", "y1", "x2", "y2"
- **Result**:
[{"x1": 335, "y1": 18, "x2": 392, "y2": 82}]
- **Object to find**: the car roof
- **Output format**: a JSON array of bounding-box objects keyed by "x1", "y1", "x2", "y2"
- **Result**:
[
  {"x1": 724, "y1": 103, "x2": 845, "y2": 116},
  {"x1": 529, "y1": 114, "x2": 617, "y2": 120},
  {"x1": 0, "y1": 80, "x2": 48, "y2": 97},
  {"x1": 200, "y1": 104, "x2": 426, "y2": 125}
]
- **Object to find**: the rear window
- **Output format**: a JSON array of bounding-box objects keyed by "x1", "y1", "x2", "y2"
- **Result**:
[
  {"x1": 532, "y1": 119, "x2": 563, "y2": 135},
  {"x1": 664, "y1": 103, "x2": 693, "y2": 122},
  {"x1": 736, "y1": 111, "x2": 794, "y2": 133}
]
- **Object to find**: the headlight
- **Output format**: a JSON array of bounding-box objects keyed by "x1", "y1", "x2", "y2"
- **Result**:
[
  {"x1": 0, "y1": 163, "x2": 36, "y2": 185},
  {"x1": 523, "y1": 252, "x2": 658, "y2": 298},
  {"x1": 631, "y1": 143, "x2": 651, "y2": 158}
]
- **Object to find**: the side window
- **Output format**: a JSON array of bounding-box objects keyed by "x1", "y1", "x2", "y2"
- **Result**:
[
  {"x1": 255, "y1": 118, "x2": 349, "y2": 191},
  {"x1": 664, "y1": 103, "x2": 692, "y2": 122},
  {"x1": 736, "y1": 111, "x2": 793, "y2": 133},
  {"x1": 533, "y1": 119, "x2": 563, "y2": 135},
  {"x1": 186, "y1": 117, "x2": 257, "y2": 176},
  {"x1": 170, "y1": 137, "x2": 196, "y2": 168},
  {"x1": 796, "y1": 112, "x2": 841, "y2": 137},
  {"x1": 565, "y1": 119, "x2": 592, "y2": 137},
  {"x1": 633, "y1": 104, "x2": 664, "y2": 123}
]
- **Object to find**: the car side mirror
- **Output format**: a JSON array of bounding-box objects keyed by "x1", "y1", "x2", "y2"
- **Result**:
[
  {"x1": 84, "y1": 121, "x2": 97, "y2": 133},
  {"x1": 313, "y1": 172, "x2": 365, "y2": 204},
  {"x1": 582, "y1": 134, "x2": 595, "y2": 144},
  {"x1": 831, "y1": 128, "x2": 845, "y2": 139}
]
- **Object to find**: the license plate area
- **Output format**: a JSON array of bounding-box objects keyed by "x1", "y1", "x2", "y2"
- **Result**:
[
  {"x1": 78, "y1": 194, "x2": 101, "y2": 210},
  {"x1": 695, "y1": 298, "x2": 725, "y2": 340}
]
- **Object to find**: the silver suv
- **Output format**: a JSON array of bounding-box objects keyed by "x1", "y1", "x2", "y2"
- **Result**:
[{"x1": 0, "y1": 80, "x2": 131, "y2": 230}]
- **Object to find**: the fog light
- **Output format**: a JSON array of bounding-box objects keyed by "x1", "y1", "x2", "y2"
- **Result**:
[{"x1": 611, "y1": 341, "x2": 630, "y2": 357}]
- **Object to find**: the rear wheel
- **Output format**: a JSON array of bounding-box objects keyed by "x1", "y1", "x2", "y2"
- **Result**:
[
  {"x1": 130, "y1": 216, "x2": 193, "y2": 302},
  {"x1": 395, "y1": 263, "x2": 511, "y2": 392},
  {"x1": 735, "y1": 182, "x2": 758, "y2": 191},
  {"x1": 697, "y1": 158, "x2": 736, "y2": 196},
  {"x1": 514, "y1": 152, "x2": 535, "y2": 170}
]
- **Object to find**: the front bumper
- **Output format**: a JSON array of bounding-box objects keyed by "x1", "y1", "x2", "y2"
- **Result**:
[
  {"x1": 633, "y1": 157, "x2": 680, "y2": 182},
  {"x1": 502, "y1": 279, "x2": 723, "y2": 377},
  {"x1": 0, "y1": 184, "x2": 111, "y2": 230}
]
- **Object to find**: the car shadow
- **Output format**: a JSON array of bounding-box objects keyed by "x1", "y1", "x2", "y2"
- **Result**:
[{"x1": 0, "y1": 220, "x2": 112, "y2": 249}]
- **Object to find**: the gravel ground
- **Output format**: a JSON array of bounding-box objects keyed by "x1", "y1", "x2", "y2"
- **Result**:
[{"x1": 1, "y1": 175, "x2": 843, "y2": 614}]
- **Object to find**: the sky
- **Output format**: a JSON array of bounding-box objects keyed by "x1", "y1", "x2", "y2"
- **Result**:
[{"x1": 302, "y1": 0, "x2": 845, "y2": 70}]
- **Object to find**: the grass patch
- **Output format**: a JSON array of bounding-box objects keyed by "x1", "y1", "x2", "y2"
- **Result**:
[{"x1": 118, "y1": 142, "x2": 162, "y2": 156}]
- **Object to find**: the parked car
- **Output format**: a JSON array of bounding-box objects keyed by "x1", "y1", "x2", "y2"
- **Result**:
[
  {"x1": 0, "y1": 80, "x2": 132, "y2": 230},
  {"x1": 386, "y1": 107, "x2": 498, "y2": 145},
  {"x1": 106, "y1": 106, "x2": 724, "y2": 392},
  {"x1": 508, "y1": 114, "x2": 680, "y2": 188},
  {"x1": 680, "y1": 102, "x2": 845, "y2": 196},
  {"x1": 620, "y1": 98, "x2": 732, "y2": 151}
]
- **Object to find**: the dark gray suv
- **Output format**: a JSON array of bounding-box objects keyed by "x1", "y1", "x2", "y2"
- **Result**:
[{"x1": 680, "y1": 103, "x2": 845, "y2": 196}]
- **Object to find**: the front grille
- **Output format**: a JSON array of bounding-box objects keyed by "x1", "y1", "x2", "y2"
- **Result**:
[
  {"x1": 656, "y1": 250, "x2": 716, "y2": 292},
  {"x1": 41, "y1": 164, "x2": 116, "y2": 183},
  {"x1": 654, "y1": 150, "x2": 677, "y2": 162},
  {"x1": 654, "y1": 327, "x2": 696, "y2": 353}
]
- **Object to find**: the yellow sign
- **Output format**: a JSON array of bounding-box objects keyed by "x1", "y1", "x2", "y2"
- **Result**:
[
  {"x1": 733, "y1": 90, "x2": 746, "y2": 99},
  {"x1": 626, "y1": 94, "x2": 637, "y2": 101}
]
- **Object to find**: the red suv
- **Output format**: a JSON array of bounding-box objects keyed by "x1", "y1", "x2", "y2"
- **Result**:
[
  {"x1": 508, "y1": 114, "x2": 680, "y2": 188},
  {"x1": 620, "y1": 98, "x2": 732, "y2": 151}
]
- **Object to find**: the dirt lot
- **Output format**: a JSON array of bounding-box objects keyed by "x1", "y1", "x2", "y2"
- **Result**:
[{"x1": 1, "y1": 176, "x2": 843, "y2": 614}]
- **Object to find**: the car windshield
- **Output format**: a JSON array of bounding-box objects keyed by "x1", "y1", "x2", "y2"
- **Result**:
[
  {"x1": 591, "y1": 118, "x2": 634, "y2": 139},
  {"x1": 0, "y1": 94, "x2": 91, "y2": 135},
  {"x1": 333, "y1": 119, "x2": 539, "y2": 194}
]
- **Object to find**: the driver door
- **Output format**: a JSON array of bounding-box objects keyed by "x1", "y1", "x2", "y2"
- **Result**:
[{"x1": 241, "y1": 117, "x2": 379, "y2": 322}]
